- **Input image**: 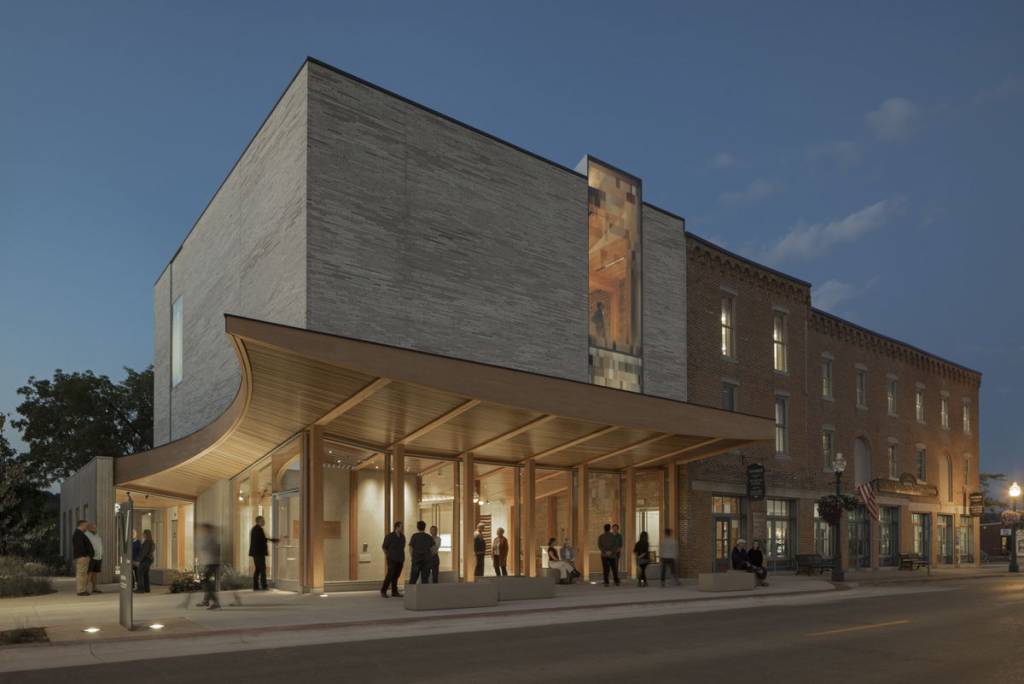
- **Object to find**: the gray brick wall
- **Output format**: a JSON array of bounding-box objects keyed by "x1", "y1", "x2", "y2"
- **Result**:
[
  {"x1": 159, "y1": 66, "x2": 309, "y2": 444},
  {"x1": 153, "y1": 269, "x2": 171, "y2": 445},
  {"x1": 305, "y1": 62, "x2": 590, "y2": 383},
  {"x1": 642, "y1": 205, "x2": 687, "y2": 401}
]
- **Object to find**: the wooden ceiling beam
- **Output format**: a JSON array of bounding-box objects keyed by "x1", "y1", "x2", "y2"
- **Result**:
[
  {"x1": 461, "y1": 414, "x2": 558, "y2": 457},
  {"x1": 528, "y1": 425, "x2": 620, "y2": 463},
  {"x1": 391, "y1": 399, "x2": 481, "y2": 447},
  {"x1": 314, "y1": 377, "x2": 392, "y2": 427},
  {"x1": 582, "y1": 433, "x2": 675, "y2": 467},
  {"x1": 632, "y1": 438, "x2": 723, "y2": 469}
]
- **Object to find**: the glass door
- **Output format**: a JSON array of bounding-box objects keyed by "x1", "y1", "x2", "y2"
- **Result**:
[
  {"x1": 937, "y1": 514, "x2": 954, "y2": 564},
  {"x1": 273, "y1": 491, "x2": 301, "y2": 591},
  {"x1": 848, "y1": 507, "x2": 870, "y2": 568},
  {"x1": 912, "y1": 513, "x2": 931, "y2": 562},
  {"x1": 712, "y1": 495, "x2": 744, "y2": 572}
]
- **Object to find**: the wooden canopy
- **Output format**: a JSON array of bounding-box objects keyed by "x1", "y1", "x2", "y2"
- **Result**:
[{"x1": 115, "y1": 315, "x2": 774, "y2": 497}]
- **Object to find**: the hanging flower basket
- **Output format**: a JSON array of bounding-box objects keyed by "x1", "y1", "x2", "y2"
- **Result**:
[
  {"x1": 816, "y1": 494, "x2": 860, "y2": 526},
  {"x1": 1001, "y1": 510, "x2": 1021, "y2": 525}
]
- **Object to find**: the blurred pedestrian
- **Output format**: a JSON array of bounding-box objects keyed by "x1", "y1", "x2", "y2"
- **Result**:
[
  {"x1": 136, "y1": 529, "x2": 154, "y2": 593},
  {"x1": 197, "y1": 523, "x2": 221, "y2": 609},
  {"x1": 85, "y1": 523, "x2": 104, "y2": 593}
]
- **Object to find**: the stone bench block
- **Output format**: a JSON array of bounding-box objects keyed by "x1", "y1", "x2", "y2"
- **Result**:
[
  {"x1": 482, "y1": 576, "x2": 556, "y2": 601},
  {"x1": 697, "y1": 571, "x2": 757, "y2": 592},
  {"x1": 403, "y1": 581, "x2": 499, "y2": 611}
]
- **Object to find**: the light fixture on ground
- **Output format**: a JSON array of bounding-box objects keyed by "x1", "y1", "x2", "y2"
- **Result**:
[
  {"x1": 1009, "y1": 482, "x2": 1021, "y2": 573},
  {"x1": 320, "y1": 593, "x2": 328, "y2": 598},
  {"x1": 831, "y1": 453, "x2": 846, "y2": 583},
  {"x1": 82, "y1": 627, "x2": 100, "y2": 634},
  {"x1": 149, "y1": 623, "x2": 165, "y2": 630}
]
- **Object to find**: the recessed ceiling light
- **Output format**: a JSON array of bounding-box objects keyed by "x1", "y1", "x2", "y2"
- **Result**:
[
  {"x1": 82, "y1": 627, "x2": 101, "y2": 633},
  {"x1": 149, "y1": 623, "x2": 165, "y2": 630}
]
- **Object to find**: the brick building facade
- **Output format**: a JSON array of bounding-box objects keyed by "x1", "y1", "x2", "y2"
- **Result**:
[{"x1": 680, "y1": 233, "x2": 982, "y2": 576}]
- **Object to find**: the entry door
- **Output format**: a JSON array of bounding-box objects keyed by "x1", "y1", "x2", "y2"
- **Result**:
[
  {"x1": 273, "y1": 491, "x2": 301, "y2": 591},
  {"x1": 713, "y1": 516, "x2": 741, "y2": 572}
]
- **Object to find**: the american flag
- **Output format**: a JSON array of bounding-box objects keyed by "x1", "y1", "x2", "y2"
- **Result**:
[{"x1": 857, "y1": 481, "x2": 879, "y2": 522}]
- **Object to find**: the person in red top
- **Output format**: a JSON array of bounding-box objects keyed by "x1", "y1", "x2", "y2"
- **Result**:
[{"x1": 492, "y1": 527, "x2": 509, "y2": 576}]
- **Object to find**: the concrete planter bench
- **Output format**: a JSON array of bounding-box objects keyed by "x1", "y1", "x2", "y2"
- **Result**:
[
  {"x1": 482, "y1": 576, "x2": 556, "y2": 601},
  {"x1": 403, "y1": 581, "x2": 499, "y2": 611},
  {"x1": 697, "y1": 571, "x2": 756, "y2": 592}
]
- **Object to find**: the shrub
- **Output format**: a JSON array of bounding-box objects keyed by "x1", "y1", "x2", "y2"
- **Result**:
[
  {"x1": 219, "y1": 564, "x2": 249, "y2": 590},
  {"x1": 168, "y1": 567, "x2": 203, "y2": 594},
  {"x1": 0, "y1": 574, "x2": 54, "y2": 598}
]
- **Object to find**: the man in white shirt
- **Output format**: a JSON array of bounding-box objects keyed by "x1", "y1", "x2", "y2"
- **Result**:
[
  {"x1": 85, "y1": 523, "x2": 104, "y2": 593},
  {"x1": 659, "y1": 528, "x2": 681, "y2": 587}
]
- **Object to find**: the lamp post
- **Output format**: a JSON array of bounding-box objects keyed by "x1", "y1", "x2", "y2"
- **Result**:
[
  {"x1": 1009, "y1": 482, "x2": 1021, "y2": 573},
  {"x1": 831, "y1": 453, "x2": 847, "y2": 582}
]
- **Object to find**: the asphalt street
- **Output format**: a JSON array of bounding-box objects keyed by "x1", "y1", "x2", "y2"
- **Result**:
[{"x1": 5, "y1": 577, "x2": 1020, "y2": 683}]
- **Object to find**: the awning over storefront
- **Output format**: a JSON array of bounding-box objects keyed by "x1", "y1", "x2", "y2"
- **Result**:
[{"x1": 115, "y1": 315, "x2": 774, "y2": 497}]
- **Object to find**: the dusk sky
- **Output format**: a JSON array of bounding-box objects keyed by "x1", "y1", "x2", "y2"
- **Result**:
[{"x1": 1, "y1": 2, "x2": 1021, "y2": 480}]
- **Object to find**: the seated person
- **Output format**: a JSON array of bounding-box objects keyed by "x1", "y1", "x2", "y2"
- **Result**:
[
  {"x1": 560, "y1": 538, "x2": 580, "y2": 577},
  {"x1": 747, "y1": 540, "x2": 769, "y2": 585},
  {"x1": 731, "y1": 538, "x2": 750, "y2": 571},
  {"x1": 547, "y1": 538, "x2": 576, "y2": 582}
]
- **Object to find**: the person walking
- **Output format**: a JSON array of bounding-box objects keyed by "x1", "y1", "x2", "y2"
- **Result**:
[
  {"x1": 381, "y1": 521, "x2": 405, "y2": 598},
  {"x1": 634, "y1": 530, "x2": 651, "y2": 587},
  {"x1": 197, "y1": 523, "x2": 221, "y2": 609},
  {"x1": 407, "y1": 521, "x2": 434, "y2": 585},
  {"x1": 492, "y1": 527, "x2": 509, "y2": 576},
  {"x1": 84, "y1": 522, "x2": 104, "y2": 593},
  {"x1": 71, "y1": 520, "x2": 94, "y2": 597},
  {"x1": 748, "y1": 540, "x2": 769, "y2": 586},
  {"x1": 428, "y1": 525, "x2": 442, "y2": 583},
  {"x1": 248, "y1": 515, "x2": 278, "y2": 591},
  {"x1": 660, "y1": 528, "x2": 681, "y2": 586},
  {"x1": 597, "y1": 523, "x2": 620, "y2": 586},
  {"x1": 136, "y1": 529, "x2": 154, "y2": 593},
  {"x1": 473, "y1": 523, "x2": 486, "y2": 577}
]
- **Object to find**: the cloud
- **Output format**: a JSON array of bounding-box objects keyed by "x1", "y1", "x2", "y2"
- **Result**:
[
  {"x1": 813, "y1": 278, "x2": 878, "y2": 313},
  {"x1": 760, "y1": 198, "x2": 902, "y2": 264},
  {"x1": 974, "y1": 76, "x2": 1024, "y2": 105},
  {"x1": 807, "y1": 140, "x2": 863, "y2": 168},
  {"x1": 718, "y1": 178, "x2": 780, "y2": 205},
  {"x1": 709, "y1": 152, "x2": 738, "y2": 169},
  {"x1": 865, "y1": 98, "x2": 918, "y2": 140}
]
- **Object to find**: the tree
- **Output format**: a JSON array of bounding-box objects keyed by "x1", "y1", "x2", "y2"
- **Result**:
[
  {"x1": 12, "y1": 366, "x2": 153, "y2": 486},
  {"x1": 980, "y1": 472, "x2": 1007, "y2": 513},
  {"x1": 0, "y1": 414, "x2": 55, "y2": 558}
]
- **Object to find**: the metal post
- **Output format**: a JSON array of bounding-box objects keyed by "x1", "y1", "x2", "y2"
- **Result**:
[
  {"x1": 118, "y1": 494, "x2": 134, "y2": 630},
  {"x1": 831, "y1": 471, "x2": 845, "y2": 583},
  {"x1": 1010, "y1": 498, "x2": 1019, "y2": 573}
]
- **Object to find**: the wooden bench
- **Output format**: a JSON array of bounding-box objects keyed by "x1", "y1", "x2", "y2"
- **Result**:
[
  {"x1": 403, "y1": 582, "x2": 499, "y2": 611},
  {"x1": 697, "y1": 571, "x2": 757, "y2": 592},
  {"x1": 795, "y1": 554, "x2": 834, "y2": 575},
  {"x1": 897, "y1": 553, "x2": 931, "y2": 573}
]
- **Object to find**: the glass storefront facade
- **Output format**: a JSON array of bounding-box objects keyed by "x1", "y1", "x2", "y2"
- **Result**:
[
  {"x1": 912, "y1": 513, "x2": 931, "y2": 561},
  {"x1": 937, "y1": 514, "x2": 954, "y2": 564},
  {"x1": 813, "y1": 503, "x2": 832, "y2": 558},
  {"x1": 712, "y1": 495, "x2": 745, "y2": 572},
  {"x1": 879, "y1": 506, "x2": 899, "y2": 566},
  {"x1": 766, "y1": 498, "x2": 795, "y2": 570},
  {"x1": 635, "y1": 470, "x2": 663, "y2": 560},
  {"x1": 587, "y1": 158, "x2": 642, "y2": 392},
  {"x1": 957, "y1": 517, "x2": 974, "y2": 563},
  {"x1": 848, "y1": 507, "x2": 870, "y2": 568}
]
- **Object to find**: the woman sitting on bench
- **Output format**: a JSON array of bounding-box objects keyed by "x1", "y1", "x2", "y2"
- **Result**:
[
  {"x1": 547, "y1": 538, "x2": 576, "y2": 583},
  {"x1": 731, "y1": 538, "x2": 768, "y2": 584}
]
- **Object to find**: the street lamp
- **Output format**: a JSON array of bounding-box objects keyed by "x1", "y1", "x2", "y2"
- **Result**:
[
  {"x1": 831, "y1": 453, "x2": 847, "y2": 582},
  {"x1": 1009, "y1": 482, "x2": 1021, "y2": 573}
]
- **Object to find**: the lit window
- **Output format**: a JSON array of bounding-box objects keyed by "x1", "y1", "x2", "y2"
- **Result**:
[
  {"x1": 963, "y1": 401, "x2": 971, "y2": 434},
  {"x1": 722, "y1": 382, "x2": 737, "y2": 411},
  {"x1": 888, "y1": 444, "x2": 898, "y2": 479},
  {"x1": 856, "y1": 369, "x2": 867, "y2": 408},
  {"x1": 171, "y1": 296, "x2": 183, "y2": 387},
  {"x1": 916, "y1": 446, "x2": 927, "y2": 482},
  {"x1": 775, "y1": 396, "x2": 789, "y2": 456},
  {"x1": 822, "y1": 429, "x2": 835, "y2": 470},
  {"x1": 721, "y1": 295, "x2": 735, "y2": 358},
  {"x1": 915, "y1": 389, "x2": 925, "y2": 423},
  {"x1": 940, "y1": 397, "x2": 950, "y2": 430},
  {"x1": 772, "y1": 312, "x2": 787, "y2": 372},
  {"x1": 946, "y1": 455, "x2": 953, "y2": 502},
  {"x1": 821, "y1": 359, "x2": 833, "y2": 398},
  {"x1": 887, "y1": 379, "x2": 897, "y2": 415}
]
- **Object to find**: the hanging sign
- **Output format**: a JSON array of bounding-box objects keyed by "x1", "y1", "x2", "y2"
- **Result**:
[
  {"x1": 746, "y1": 463, "x2": 766, "y2": 501},
  {"x1": 968, "y1": 493, "x2": 984, "y2": 517}
]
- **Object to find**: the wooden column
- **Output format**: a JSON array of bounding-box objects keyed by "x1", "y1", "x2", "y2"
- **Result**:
[
  {"x1": 304, "y1": 426, "x2": 325, "y2": 592},
  {"x1": 523, "y1": 459, "x2": 536, "y2": 577},
  {"x1": 461, "y1": 453, "x2": 475, "y2": 582},
  {"x1": 576, "y1": 463, "x2": 589, "y2": 579},
  {"x1": 452, "y1": 460, "x2": 461, "y2": 579},
  {"x1": 667, "y1": 462, "x2": 679, "y2": 542},
  {"x1": 392, "y1": 444, "x2": 405, "y2": 530},
  {"x1": 348, "y1": 471, "x2": 359, "y2": 580},
  {"x1": 625, "y1": 467, "x2": 636, "y2": 578},
  {"x1": 513, "y1": 466, "x2": 522, "y2": 575}
]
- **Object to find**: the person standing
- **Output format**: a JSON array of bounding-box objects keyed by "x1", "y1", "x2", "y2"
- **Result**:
[
  {"x1": 197, "y1": 523, "x2": 221, "y2": 609},
  {"x1": 634, "y1": 530, "x2": 651, "y2": 587},
  {"x1": 137, "y1": 529, "x2": 154, "y2": 593},
  {"x1": 84, "y1": 522, "x2": 104, "y2": 593},
  {"x1": 131, "y1": 529, "x2": 141, "y2": 591},
  {"x1": 72, "y1": 520, "x2": 94, "y2": 597},
  {"x1": 381, "y1": 521, "x2": 405, "y2": 598},
  {"x1": 473, "y1": 523, "x2": 486, "y2": 577},
  {"x1": 660, "y1": 528, "x2": 681, "y2": 586},
  {"x1": 492, "y1": 527, "x2": 509, "y2": 576},
  {"x1": 428, "y1": 525, "x2": 442, "y2": 583},
  {"x1": 248, "y1": 515, "x2": 278, "y2": 591},
  {"x1": 611, "y1": 524, "x2": 624, "y2": 576},
  {"x1": 597, "y1": 523, "x2": 620, "y2": 586},
  {"x1": 407, "y1": 521, "x2": 434, "y2": 585}
]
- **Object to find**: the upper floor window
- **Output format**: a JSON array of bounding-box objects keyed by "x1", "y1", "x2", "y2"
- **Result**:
[
  {"x1": 775, "y1": 396, "x2": 789, "y2": 456},
  {"x1": 887, "y1": 379, "x2": 897, "y2": 415},
  {"x1": 963, "y1": 401, "x2": 972, "y2": 434},
  {"x1": 772, "y1": 312, "x2": 787, "y2": 373},
  {"x1": 888, "y1": 444, "x2": 898, "y2": 479},
  {"x1": 821, "y1": 358, "x2": 833, "y2": 399},
  {"x1": 940, "y1": 396, "x2": 950, "y2": 430},
  {"x1": 722, "y1": 381, "x2": 737, "y2": 412},
  {"x1": 171, "y1": 296, "x2": 184, "y2": 387},
  {"x1": 916, "y1": 446, "x2": 927, "y2": 482},
  {"x1": 856, "y1": 368, "x2": 867, "y2": 408},
  {"x1": 720, "y1": 294, "x2": 735, "y2": 358},
  {"x1": 946, "y1": 454, "x2": 954, "y2": 502},
  {"x1": 915, "y1": 388, "x2": 925, "y2": 423},
  {"x1": 822, "y1": 429, "x2": 835, "y2": 471}
]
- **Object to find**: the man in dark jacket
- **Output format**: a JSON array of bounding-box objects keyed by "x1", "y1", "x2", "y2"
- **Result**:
[
  {"x1": 248, "y1": 516, "x2": 278, "y2": 591},
  {"x1": 473, "y1": 523, "x2": 486, "y2": 577},
  {"x1": 381, "y1": 521, "x2": 405, "y2": 598},
  {"x1": 407, "y1": 521, "x2": 434, "y2": 585},
  {"x1": 731, "y1": 539, "x2": 751, "y2": 571},
  {"x1": 72, "y1": 520, "x2": 94, "y2": 596},
  {"x1": 597, "y1": 523, "x2": 621, "y2": 586}
]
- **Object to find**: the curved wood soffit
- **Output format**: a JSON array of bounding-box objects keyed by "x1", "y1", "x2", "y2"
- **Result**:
[{"x1": 113, "y1": 335, "x2": 253, "y2": 487}]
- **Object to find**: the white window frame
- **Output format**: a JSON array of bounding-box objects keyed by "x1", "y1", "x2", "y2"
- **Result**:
[
  {"x1": 821, "y1": 356, "x2": 833, "y2": 399},
  {"x1": 772, "y1": 310, "x2": 788, "y2": 373},
  {"x1": 962, "y1": 400, "x2": 972, "y2": 434},
  {"x1": 856, "y1": 367, "x2": 868, "y2": 408},
  {"x1": 887, "y1": 377, "x2": 898, "y2": 416},
  {"x1": 720, "y1": 293, "x2": 736, "y2": 359},
  {"x1": 887, "y1": 442, "x2": 899, "y2": 480},
  {"x1": 916, "y1": 445, "x2": 927, "y2": 483},
  {"x1": 722, "y1": 380, "x2": 738, "y2": 412},
  {"x1": 822, "y1": 428, "x2": 835, "y2": 472},
  {"x1": 774, "y1": 394, "x2": 789, "y2": 456},
  {"x1": 940, "y1": 395, "x2": 950, "y2": 430},
  {"x1": 915, "y1": 387, "x2": 925, "y2": 424},
  {"x1": 171, "y1": 295, "x2": 184, "y2": 387}
]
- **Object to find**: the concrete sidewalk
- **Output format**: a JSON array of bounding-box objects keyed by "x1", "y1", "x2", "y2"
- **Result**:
[{"x1": 843, "y1": 564, "x2": 1008, "y2": 585}]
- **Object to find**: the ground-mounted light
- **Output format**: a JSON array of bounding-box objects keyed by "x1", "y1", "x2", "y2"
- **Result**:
[
  {"x1": 319, "y1": 593, "x2": 329, "y2": 598},
  {"x1": 149, "y1": 623, "x2": 165, "y2": 630},
  {"x1": 82, "y1": 627, "x2": 101, "y2": 634}
]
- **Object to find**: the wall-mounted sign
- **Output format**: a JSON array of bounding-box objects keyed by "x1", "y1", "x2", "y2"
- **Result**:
[
  {"x1": 747, "y1": 464, "x2": 766, "y2": 501},
  {"x1": 969, "y1": 493, "x2": 984, "y2": 517},
  {"x1": 875, "y1": 473, "x2": 939, "y2": 498}
]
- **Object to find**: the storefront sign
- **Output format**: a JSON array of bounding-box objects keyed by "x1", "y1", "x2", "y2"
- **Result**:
[
  {"x1": 874, "y1": 473, "x2": 939, "y2": 498},
  {"x1": 969, "y1": 493, "x2": 984, "y2": 516},
  {"x1": 746, "y1": 464, "x2": 766, "y2": 501}
]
